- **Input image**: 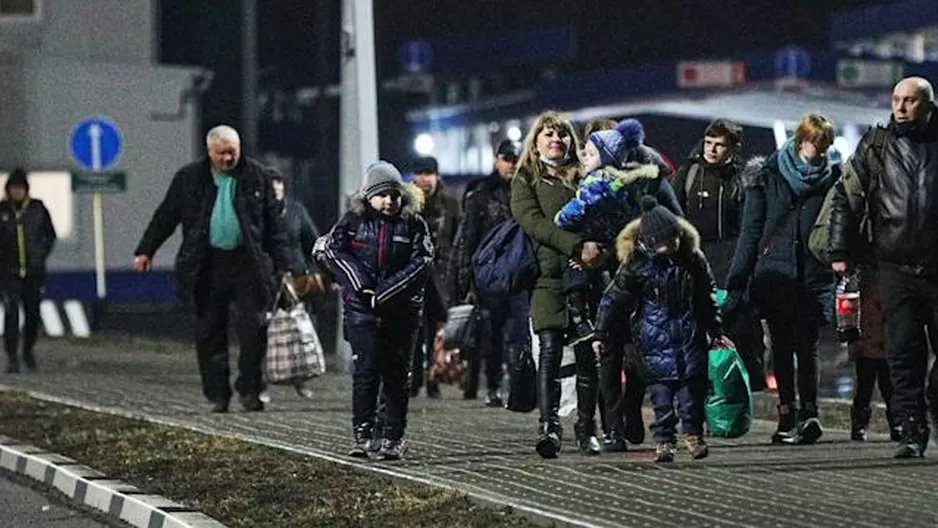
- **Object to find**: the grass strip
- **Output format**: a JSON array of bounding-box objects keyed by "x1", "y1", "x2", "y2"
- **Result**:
[{"x1": 0, "y1": 391, "x2": 536, "y2": 528}]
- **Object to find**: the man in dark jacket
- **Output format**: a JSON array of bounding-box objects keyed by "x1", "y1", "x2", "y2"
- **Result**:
[
  {"x1": 670, "y1": 119, "x2": 766, "y2": 392},
  {"x1": 829, "y1": 76, "x2": 938, "y2": 459},
  {"x1": 409, "y1": 156, "x2": 459, "y2": 398},
  {"x1": 133, "y1": 125, "x2": 291, "y2": 413},
  {"x1": 0, "y1": 169, "x2": 56, "y2": 373},
  {"x1": 670, "y1": 118, "x2": 743, "y2": 284},
  {"x1": 452, "y1": 140, "x2": 531, "y2": 406}
]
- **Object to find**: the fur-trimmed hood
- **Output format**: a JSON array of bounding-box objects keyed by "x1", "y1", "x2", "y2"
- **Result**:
[
  {"x1": 739, "y1": 155, "x2": 767, "y2": 189},
  {"x1": 598, "y1": 163, "x2": 660, "y2": 186},
  {"x1": 615, "y1": 215, "x2": 702, "y2": 264},
  {"x1": 347, "y1": 181, "x2": 424, "y2": 217}
]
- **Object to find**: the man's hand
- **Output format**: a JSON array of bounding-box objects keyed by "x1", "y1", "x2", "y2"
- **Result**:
[
  {"x1": 133, "y1": 255, "x2": 151, "y2": 273},
  {"x1": 831, "y1": 261, "x2": 849, "y2": 274},
  {"x1": 580, "y1": 241, "x2": 603, "y2": 268},
  {"x1": 592, "y1": 340, "x2": 604, "y2": 357}
]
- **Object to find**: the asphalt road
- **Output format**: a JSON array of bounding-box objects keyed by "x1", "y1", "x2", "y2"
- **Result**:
[{"x1": 0, "y1": 471, "x2": 121, "y2": 528}]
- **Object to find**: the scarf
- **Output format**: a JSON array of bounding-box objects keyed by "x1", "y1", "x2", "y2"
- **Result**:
[{"x1": 775, "y1": 137, "x2": 836, "y2": 196}]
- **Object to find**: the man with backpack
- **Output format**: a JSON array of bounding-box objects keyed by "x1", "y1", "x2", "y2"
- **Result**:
[
  {"x1": 671, "y1": 119, "x2": 767, "y2": 393},
  {"x1": 827, "y1": 76, "x2": 938, "y2": 459},
  {"x1": 451, "y1": 140, "x2": 531, "y2": 407},
  {"x1": 671, "y1": 118, "x2": 744, "y2": 284}
]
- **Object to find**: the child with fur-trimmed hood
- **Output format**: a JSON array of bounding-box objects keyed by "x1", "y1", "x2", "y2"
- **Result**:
[
  {"x1": 593, "y1": 196, "x2": 727, "y2": 463},
  {"x1": 317, "y1": 161, "x2": 433, "y2": 462},
  {"x1": 553, "y1": 118, "x2": 684, "y2": 345}
]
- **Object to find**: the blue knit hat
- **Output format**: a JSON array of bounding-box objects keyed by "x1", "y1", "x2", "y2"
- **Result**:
[{"x1": 589, "y1": 119, "x2": 645, "y2": 168}]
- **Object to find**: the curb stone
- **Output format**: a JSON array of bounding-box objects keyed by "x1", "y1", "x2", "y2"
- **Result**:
[{"x1": 0, "y1": 434, "x2": 227, "y2": 528}]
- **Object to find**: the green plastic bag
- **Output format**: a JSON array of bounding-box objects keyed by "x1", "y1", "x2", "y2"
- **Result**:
[{"x1": 705, "y1": 345, "x2": 753, "y2": 438}]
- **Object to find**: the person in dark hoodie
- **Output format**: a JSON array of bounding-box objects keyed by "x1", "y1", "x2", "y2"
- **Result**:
[
  {"x1": 593, "y1": 196, "x2": 726, "y2": 463},
  {"x1": 724, "y1": 113, "x2": 841, "y2": 446},
  {"x1": 319, "y1": 161, "x2": 433, "y2": 461},
  {"x1": 0, "y1": 169, "x2": 56, "y2": 373},
  {"x1": 671, "y1": 119, "x2": 767, "y2": 393},
  {"x1": 671, "y1": 118, "x2": 744, "y2": 283}
]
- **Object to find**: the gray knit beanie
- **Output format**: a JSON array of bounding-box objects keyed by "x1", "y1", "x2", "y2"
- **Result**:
[{"x1": 363, "y1": 161, "x2": 404, "y2": 198}]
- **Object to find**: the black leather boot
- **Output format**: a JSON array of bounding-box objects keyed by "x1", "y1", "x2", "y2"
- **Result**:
[
  {"x1": 574, "y1": 344, "x2": 601, "y2": 455},
  {"x1": 565, "y1": 290, "x2": 595, "y2": 346},
  {"x1": 535, "y1": 331, "x2": 563, "y2": 459}
]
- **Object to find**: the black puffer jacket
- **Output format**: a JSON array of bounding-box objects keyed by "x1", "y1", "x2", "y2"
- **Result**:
[
  {"x1": 830, "y1": 110, "x2": 938, "y2": 272},
  {"x1": 319, "y1": 188, "x2": 433, "y2": 327},
  {"x1": 0, "y1": 198, "x2": 56, "y2": 279},
  {"x1": 134, "y1": 156, "x2": 291, "y2": 305}
]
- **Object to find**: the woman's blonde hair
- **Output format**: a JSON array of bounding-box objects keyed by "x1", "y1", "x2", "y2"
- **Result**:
[
  {"x1": 515, "y1": 110, "x2": 581, "y2": 186},
  {"x1": 794, "y1": 113, "x2": 835, "y2": 150}
]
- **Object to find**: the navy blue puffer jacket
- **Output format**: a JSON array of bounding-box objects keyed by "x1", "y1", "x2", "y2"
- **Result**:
[
  {"x1": 318, "y1": 186, "x2": 433, "y2": 327},
  {"x1": 594, "y1": 217, "x2": 722, "y2": 383}
]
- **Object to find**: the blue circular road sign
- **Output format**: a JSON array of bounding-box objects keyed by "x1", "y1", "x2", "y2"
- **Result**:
[
  {"x1": 69, "y1": 117, "x2": 123, "y2": 172},
  {"x1": 398, "y1": 39, "x2": 433, "y2": 73}
]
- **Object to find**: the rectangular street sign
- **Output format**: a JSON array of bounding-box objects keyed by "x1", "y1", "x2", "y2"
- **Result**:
[{"x1": 71, "y1": 171, "x2": 127, "y2": 194}]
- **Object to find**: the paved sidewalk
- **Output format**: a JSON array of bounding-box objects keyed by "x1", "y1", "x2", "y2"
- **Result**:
[{"x1": 2, "y1": 338, "x2": 937, "y2": 528}]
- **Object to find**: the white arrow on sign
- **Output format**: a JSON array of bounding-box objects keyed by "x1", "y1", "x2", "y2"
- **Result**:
[{"x1": 88, "y1": 123, "x2": 102, "y2": 172}]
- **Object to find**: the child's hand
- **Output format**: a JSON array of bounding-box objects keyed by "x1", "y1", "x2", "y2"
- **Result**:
[
  {"x1": 592, "y1": 340, "x2": 604, "y2": 357},
  {"x1": 710, "y1": 334, "x2": 734, "y2": 349},
  {"x1": 568, "y1": 258, "x2": 584, "y2": 271}
]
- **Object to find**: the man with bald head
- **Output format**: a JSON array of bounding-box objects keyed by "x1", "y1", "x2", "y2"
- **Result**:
[
  {"x1": 829, "y1": 76, "x2": 938, "y2": 458},
  {"x1": 133, "y1": 125, "x2": 291, "y2": 413}
]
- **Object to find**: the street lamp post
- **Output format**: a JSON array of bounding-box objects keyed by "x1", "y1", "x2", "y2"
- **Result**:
[{"x1": 337, "y1": 0, "x2": 380, "y2": 372}]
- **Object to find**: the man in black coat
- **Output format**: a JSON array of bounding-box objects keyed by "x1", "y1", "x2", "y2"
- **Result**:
[
  {"x1": 133, "y1": 125, "x2": 291, "y2": 413},
  {"x1": 451, "y1": 140, "x2": 530, "y2": 406},
  {"x1": 0, "y1": 169, "x2": 56, "y2": 373},
  {"x1": 829, "y1": 77, "x2": 938, "y2": 458}
]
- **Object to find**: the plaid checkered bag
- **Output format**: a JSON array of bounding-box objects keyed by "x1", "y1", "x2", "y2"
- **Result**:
[{"x1": 265, "y1": 279, "x2": 326, "y2": 384}]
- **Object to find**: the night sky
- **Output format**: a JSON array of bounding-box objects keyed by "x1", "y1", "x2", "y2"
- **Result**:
[{"x1": 159, "y1": 0, "x2": 881, "y2": 120}]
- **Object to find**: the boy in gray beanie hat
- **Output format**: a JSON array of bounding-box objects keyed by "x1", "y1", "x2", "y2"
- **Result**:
[
  {"x1": 317, "y1": 159, "x2": 433, "y2": 461},
  {"x1": 363, "y1": 161, "x2": 405, "y2": 199}
]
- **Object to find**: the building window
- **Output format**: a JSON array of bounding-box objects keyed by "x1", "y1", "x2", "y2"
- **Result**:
[
  {"x1": 0, "y1": 171, "x2": 75, "y2": 239},
  {"x1": 0, "y1": 0, "x2": 37, "y2": 17}
]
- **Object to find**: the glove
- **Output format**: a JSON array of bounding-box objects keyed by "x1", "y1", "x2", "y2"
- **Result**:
[{"x1": 359, "y1": 289, "x2": 376, "y2": 310}]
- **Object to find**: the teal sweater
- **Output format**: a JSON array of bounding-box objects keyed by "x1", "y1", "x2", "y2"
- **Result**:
[{"x1": 209, "y1": 172, "x2": 243, "y2": 249}]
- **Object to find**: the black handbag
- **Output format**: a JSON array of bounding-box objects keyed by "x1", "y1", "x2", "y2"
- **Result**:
[
  {"x1": 442, "y1": 304, "x2": 480, "y2": 352},
  {"x1": 507, "y1": 347, "x2": 537, "y2": 413}
]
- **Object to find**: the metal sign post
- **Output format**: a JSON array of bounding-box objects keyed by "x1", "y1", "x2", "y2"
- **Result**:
[{"x1": 69, "y1": 116, "x2": 124, "y2": 330}]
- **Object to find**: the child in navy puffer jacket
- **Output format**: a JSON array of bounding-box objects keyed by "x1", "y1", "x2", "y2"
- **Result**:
[
  {"x1": 593, "y1": 196, "x2": 726, "y2": 462},
  {"x1": 554, "y1": 119, "x2": 682, "y2": 345}
]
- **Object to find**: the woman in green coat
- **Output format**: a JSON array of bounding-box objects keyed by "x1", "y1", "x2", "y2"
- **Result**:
[{"x1": 511, "y1": 111, "x2": 604, "y2": 458}]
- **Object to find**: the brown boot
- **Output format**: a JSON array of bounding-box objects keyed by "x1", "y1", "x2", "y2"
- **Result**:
[{"x1": 685, "y1": 434, "x2": 709, "y2": 460}]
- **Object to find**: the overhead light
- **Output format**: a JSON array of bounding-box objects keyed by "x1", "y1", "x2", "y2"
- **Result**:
[
  {"x1": 507, "y1": 126, "x2": 522, "y2": 142},
  {"x1": 413, "y1": 133, "x2": 434, "y2": 156}
]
